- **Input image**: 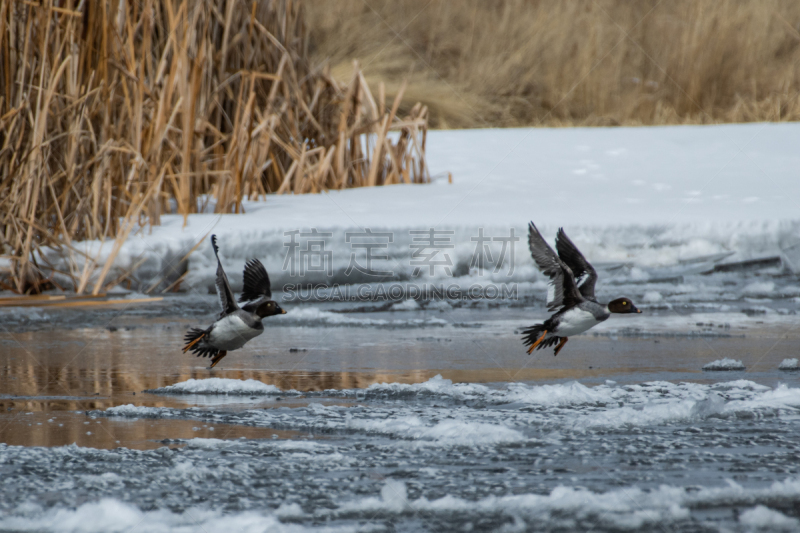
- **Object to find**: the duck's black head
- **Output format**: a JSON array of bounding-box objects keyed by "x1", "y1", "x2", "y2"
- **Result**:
[
  {"x1": 256, "y1": 300, "x2": 286, "y2": 318},
  {"x1": 608, "y1": 298, "x2": 641, "y2": 314}
]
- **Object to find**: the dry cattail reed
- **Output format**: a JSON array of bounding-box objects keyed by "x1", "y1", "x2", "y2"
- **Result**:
[{"x1": 0, "y1": 0, "x2": 429, "y2": 294}]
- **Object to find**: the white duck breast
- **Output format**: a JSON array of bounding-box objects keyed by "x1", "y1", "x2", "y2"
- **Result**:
[
  {"x1": 208, "y1": 314, "x2": 263, "y2": 351},
  {"x1": 555, "y1": 307, "x2": 605, "y2": 337}
]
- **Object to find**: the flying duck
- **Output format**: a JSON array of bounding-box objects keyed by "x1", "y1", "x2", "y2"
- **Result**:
[
  {"x1": 522, "y1": 222, "x2": 640, "y2": 356},
  {"x1": 183, "y1": 235, "x2": 286, "y2": 368}
]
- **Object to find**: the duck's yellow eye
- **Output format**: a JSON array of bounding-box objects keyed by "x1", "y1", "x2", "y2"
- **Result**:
[{"x1": 622, "y1": 301, "x2": 627, "y2": 305}]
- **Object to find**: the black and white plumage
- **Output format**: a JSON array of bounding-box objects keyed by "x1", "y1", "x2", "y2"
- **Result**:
[
  {"x1": 522, "y1": 222, "x2": 640, "y2": 356},
  {"x1": 239, "y1": 258, "x2": 272, "y2": 312},
  {"x1": 183, "y1": 235, "x2": 286, "y2": 368},
  {"x1": 555, "y1": 228, "x2": 598, "y2": 302}
]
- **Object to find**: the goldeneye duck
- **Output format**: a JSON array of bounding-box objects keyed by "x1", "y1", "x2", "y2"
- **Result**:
[
  {"x1": 522, "y1": 222, "x2": 640, "y2": 356},
  {"x1": 183, "y1": 235, "x2": 286, "y2": 368}
]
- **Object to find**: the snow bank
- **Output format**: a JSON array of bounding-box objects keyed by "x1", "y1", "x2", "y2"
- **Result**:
[
  {"x1": 40, "y1": 123, "x2": 800, "y2": 292},
  {"x1": 702, "y1": 358, "x2": 746, "y2": 371}
]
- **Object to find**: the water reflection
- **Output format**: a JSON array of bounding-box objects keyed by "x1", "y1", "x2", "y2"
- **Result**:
[
  {"x1": 3, "y1": 316, "x2": 799, "y2": 448},
  {"x1": 0, "y1": 410, "x2": 302, "y2": 450}
]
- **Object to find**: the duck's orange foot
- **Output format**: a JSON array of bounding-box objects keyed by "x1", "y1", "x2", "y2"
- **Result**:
[
  {"x1": 554, "y1": 337, "x2": 568, "y2": 356},
  {"x1": 209, "y1": 351, "x2": 228, "y2": 368},
  {"x1": 527, "y1": 330, "x2": 548, "y2": 354}
]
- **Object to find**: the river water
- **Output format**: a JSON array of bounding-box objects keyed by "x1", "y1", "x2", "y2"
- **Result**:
[{"x1": 1, "y1": 292, "x2": 800, "y2": 532}]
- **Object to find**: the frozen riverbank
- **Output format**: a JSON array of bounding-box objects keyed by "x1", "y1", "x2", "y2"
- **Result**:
[{"x1": 28, "y1": 123, "x2": 800, "y2": 293}]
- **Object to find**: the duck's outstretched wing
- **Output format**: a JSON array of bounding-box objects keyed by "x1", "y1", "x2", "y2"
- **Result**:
[
  {"x1": 555, "y1": 228, "x2": 598, "y2": 302},
  {"x1": 528, "y1": 222, "x2": 583, "y2": 312},
  {"x1": 211, "y1": 235, "x2": 238, "y2": 316},
  {"x1": 239, "y1": 259, "x2": 271, "y2": 302}
]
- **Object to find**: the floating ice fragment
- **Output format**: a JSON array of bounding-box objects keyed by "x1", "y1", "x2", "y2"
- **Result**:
[
  {"x1": 391, "y1": 299, "x2": 420, "y2": 311},
  {"x1": 739, "y1": 505, "x2": 800, "y2": 530},
  {"x1": 147, "y1": 378, "x2": 285, "y2": 395},
  {"x1": 642, "y1": 291, "x2": 663, "y2": 303},
  {"x1": 381, "y1": 480, "x2": 408, "y2": 512},
  {"x1": 743, "y1": 281, "x2": 775, "y2": 296},
  {"x1": 778, "y1": 358, "x2": 799, "y2": 371},
  {"x1": 702, "y1": 358, "x2": 746, "y2": 371}
]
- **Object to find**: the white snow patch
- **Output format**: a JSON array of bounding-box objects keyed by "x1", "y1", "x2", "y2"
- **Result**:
[
  {"x1": 0, "y1": 498, "x2": 346, "y2": 533},
  {"x1": 779, "y1": 358, "x2": 800, "y2": 371},
  {"x1": 702, "y1": 358, "x2": 746, "y2": 371}
]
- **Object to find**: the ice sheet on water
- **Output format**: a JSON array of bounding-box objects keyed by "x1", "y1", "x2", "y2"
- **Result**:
[
  {"x1": 3, "y1": 427, "x2": 800, "y2": 532},
  {"x1": 93, "y1": 377, "x2": 800, "y2": 444},
  {"x1": 283, "y1": 307, "x2": 448, "y2": 328},
  {"x1": 325, "y1": 478, "x2": 800, "y2": 530},
  {"x1": 703, "y1": 358, "x2": 746, "y2": 371},
  {"x1": 4, "y1": 478, "x2": 800, "y2": 533},
  {"x1": 103, "y1": 404, "x2": 177, "y2": 418}
]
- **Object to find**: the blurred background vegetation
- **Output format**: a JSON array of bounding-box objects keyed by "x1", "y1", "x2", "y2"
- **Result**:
[{"x1": 306, "y1": 0, "x2": 800, "y2": 128}]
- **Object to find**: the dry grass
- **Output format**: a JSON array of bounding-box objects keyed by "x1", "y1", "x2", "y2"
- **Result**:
[
  {"x1": 0, "y1": 0, "x2": 429, "y2": 294},
  {"x1": 306, "y1": 0, "x2": 800, "y2": 128}
]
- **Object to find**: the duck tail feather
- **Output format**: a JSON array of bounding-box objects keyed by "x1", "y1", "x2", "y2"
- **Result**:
[
  {"x1": 183, "y1": 327, "x2": 217, "y2": 357},
  {"x1": 522, "y1": 324, "x2": 560, "y2": 351},
  {"x1": 521, "y1": 324, "x2": 547, "y2": 348}
]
